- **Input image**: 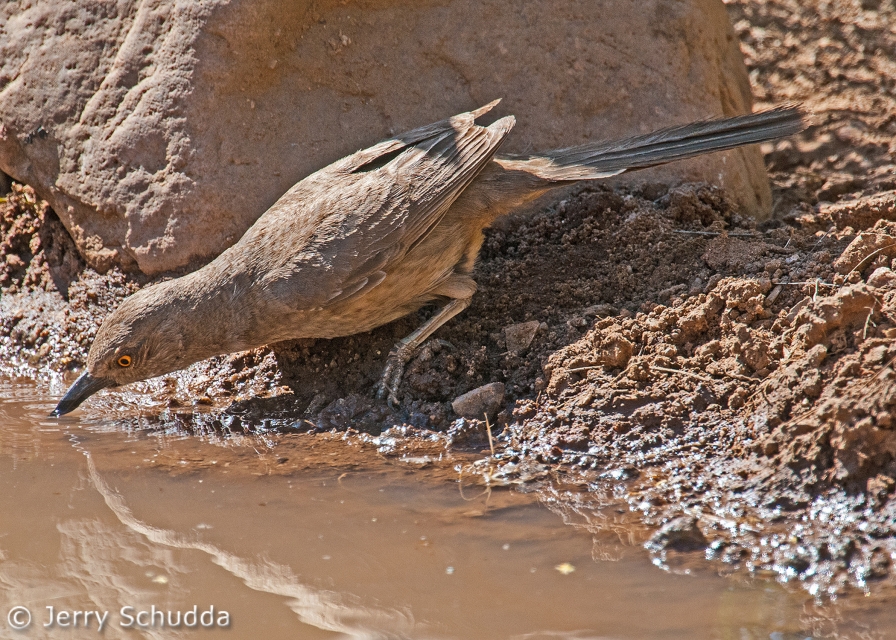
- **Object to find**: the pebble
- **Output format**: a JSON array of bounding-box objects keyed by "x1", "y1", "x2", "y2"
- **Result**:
[
  {"x1": 503, "y1": 321, "x2": 540, "y2": 353},
  {"x1": 867, "y1": 266, "x2": 896, "y2": 289},
  {"x1": 451, "y1": 382, "x2": 505, "y2": 419}
]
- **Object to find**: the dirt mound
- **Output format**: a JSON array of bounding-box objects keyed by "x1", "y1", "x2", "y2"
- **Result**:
[{"x1": 499, "y1": 197, "x2": 896, "y2": 592}]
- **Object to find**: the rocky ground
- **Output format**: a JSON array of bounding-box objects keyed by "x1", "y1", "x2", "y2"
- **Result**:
[{"x1": 2, "y1": 0, "x2": 895, "y2": 603}]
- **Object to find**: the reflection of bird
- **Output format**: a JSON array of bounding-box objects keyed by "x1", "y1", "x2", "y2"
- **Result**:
[{"x1": 53, "y1": 100, "x2": 804, "y2": 415}]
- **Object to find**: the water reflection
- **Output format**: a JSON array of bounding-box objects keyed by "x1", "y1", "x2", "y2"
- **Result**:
[
  {"x1": 0, "y1": 379, "x2": 893, "y2": 639},
  {"x1": 85, "y1": 454, "x2": 421, "y2": 639}
]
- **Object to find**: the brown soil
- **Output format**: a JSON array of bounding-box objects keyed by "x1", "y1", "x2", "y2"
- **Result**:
[{"x1": 2, "y1": 0, "x2": 896, "y2": 597}]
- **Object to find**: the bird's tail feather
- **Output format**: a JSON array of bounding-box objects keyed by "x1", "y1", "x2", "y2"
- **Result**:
[{"x1": 497, "y1": 104, "x2": 805, "y2": 182}]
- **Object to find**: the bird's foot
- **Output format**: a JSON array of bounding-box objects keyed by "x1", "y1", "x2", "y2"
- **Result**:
[
  {"x1": 431, "y1": 338, "x2": 455, "y2": 351},
  {"x1": 375, "y1": 343, "x2": 415, "y2": 409}
]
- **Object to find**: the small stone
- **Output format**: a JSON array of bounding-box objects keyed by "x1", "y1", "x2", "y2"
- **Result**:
[
  {"x1": 867, "y1": 266, "x2": 896, "y2": 288},
  {"x1": 646, "y1": 515, "x2": 708, "y2": 552},
  {"x1": 594, "y1": 333, "x2": 634, "y2": 369},
  {"x1": 867, "y1": 474, "x2": 895, "y2": 502},
  {"x1": 4, "y1": 254, "x2": 24, "y2": 269},
  {"x1": 504, "y1": 321, "x2": 540, "y2": 353},
  {"x1": 785, "y1": 296, "x2": 811, "y2": 324},
  {"x1": 452, "y1": 382, "x2": 505, "y2": 420},
  {"x1": 806, "y1": 344, "x2": 828, "y2": 367},
  {"x1": 834, "y1": 220, "x2": 896, "y2": 274},
  {"x1": 765, "y1": 284, "x2": 782, "y2": 305},
  {"x1": 727, "y1": 389, "x2": 745, "y2": 409},
  {"x1": 582, "y1": 303, "x2": 617, "y2": 317}
]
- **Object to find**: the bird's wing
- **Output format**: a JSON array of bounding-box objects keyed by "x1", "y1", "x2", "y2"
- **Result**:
[
  {"x1": 340, "y1": 99, "x2": 504, "y2": 175},
  {"x1": 257, "y1": 102, "x2": 514, "y2": 309}
]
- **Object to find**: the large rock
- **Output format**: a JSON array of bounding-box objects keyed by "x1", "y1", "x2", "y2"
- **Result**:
[{"x1": 0, "y1": 0, "x2": 768, "y2": 275}]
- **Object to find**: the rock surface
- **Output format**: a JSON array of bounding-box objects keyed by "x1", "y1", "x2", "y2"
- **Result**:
[{"x1": 0, "y1": 0, "x2": 769, "y2": 275}]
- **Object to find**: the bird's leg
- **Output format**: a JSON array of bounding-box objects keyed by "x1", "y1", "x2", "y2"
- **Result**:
[{"x1": 376, "y1": 297, "x2": 472, "y2": 407}]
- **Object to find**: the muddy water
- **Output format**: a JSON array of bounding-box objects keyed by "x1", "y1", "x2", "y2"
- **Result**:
[{"x1": 0, "y1": 379, "x2": 892, "y2": 640}]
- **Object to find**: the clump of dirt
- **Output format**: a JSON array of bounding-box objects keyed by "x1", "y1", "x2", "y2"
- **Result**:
[
  {"x1": 0, "y1": 184, "x2": 139, "y2": 375},
  {"x1": 0, "y1": 182, "x2": 43, "y2": 291}
]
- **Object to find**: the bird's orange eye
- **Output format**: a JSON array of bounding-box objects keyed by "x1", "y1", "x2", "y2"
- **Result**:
[{"x1": 117, "y1": 355, "x2": 132, "y2": 367}]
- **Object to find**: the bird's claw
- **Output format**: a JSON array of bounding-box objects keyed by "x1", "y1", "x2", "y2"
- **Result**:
[{"x1": 375, "y1": 345, "x2": 411, "y2": 409}]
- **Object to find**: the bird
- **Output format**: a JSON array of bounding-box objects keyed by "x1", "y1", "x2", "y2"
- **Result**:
[{"x1": 52, "y1": 100, "x2": 804, "y2": 416}]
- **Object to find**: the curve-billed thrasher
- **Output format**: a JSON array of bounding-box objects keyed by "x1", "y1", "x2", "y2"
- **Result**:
[{"x1": 53, "y1": 100, "x2": 803, "y2": 415}]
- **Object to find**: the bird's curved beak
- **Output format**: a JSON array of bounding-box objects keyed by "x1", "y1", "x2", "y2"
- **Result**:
[{"x1": 51, "y1": 372, "x2": 114, "y2": 417}]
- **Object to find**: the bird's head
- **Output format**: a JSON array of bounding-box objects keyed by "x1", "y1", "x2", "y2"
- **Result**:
[{"x1": 52, "y1": 282, "x2": 195, "y2": 416}]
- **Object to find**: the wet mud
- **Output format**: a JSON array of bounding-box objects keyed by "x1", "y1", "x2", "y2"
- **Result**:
[{"x1": 2, "y1": 0, "x2": 896, "y2": 600}]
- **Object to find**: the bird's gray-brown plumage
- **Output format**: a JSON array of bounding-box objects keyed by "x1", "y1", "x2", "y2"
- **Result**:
[{"x1": 53, "y1": 100, "x2": 805, "y2": 415}]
